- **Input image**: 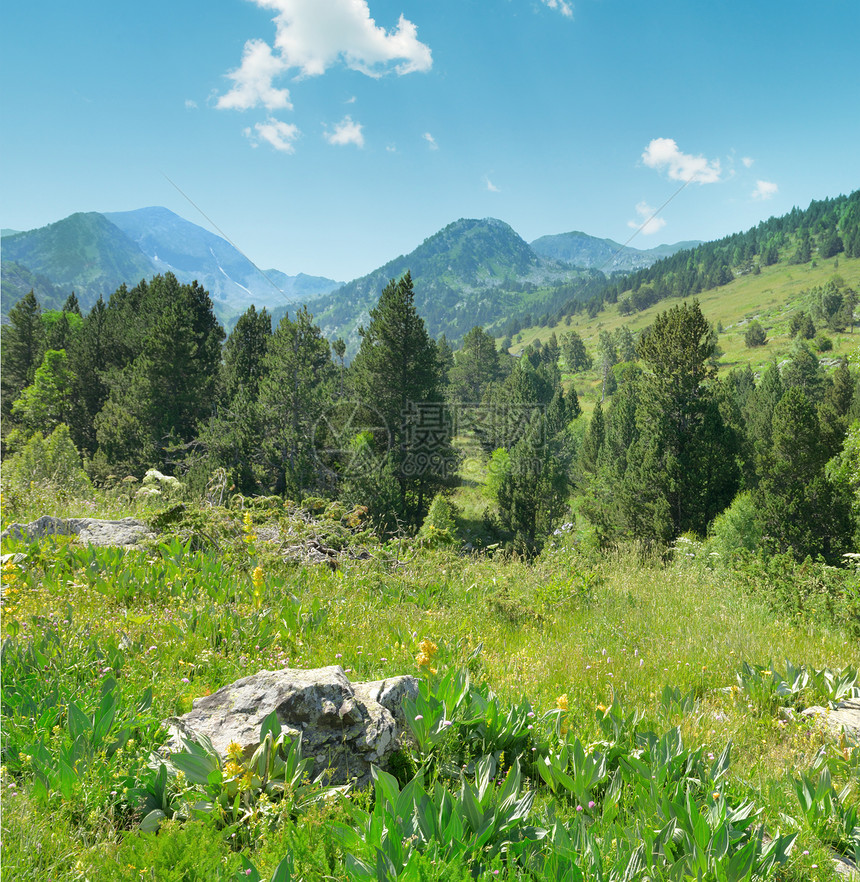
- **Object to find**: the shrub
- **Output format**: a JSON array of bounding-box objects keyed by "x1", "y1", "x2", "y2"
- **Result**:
[
  {"x1": 418, "y1": 493, "x2": 458, "y2": 547},
  {"x1": 744, "y1": 320, "x2": 767, "y2": 347},
  {"x1": 3, "y1": 424, "x2": 90, "y2": 497},
  {"x1": 706, "y1": 491, "x2": 762, "y2": 564}
]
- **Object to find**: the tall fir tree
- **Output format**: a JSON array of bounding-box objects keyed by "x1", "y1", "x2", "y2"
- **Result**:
[
  {"x1": 350, "y1": 272, "x2": 451, "y2": 526},
  {"x1": 755, "y1": 387, "x2": 852, "y2": 562},
  {"x1": 592, "y1": 301, "x2": 740, "y2": 543},
  {"x1": 257, "y1": 306, "x2": 334, "y2": 496},
  {"x1": 1, "y1": 291, "x2": 45, "y2": 420}
]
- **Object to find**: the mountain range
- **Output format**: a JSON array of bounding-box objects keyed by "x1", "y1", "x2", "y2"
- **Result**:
[
  {"x1": 1, "y1": 207, "x2": 341, "y2": 323},
  {"x1": 1, "y1": 207, "x2": 697, "y2": 342}
]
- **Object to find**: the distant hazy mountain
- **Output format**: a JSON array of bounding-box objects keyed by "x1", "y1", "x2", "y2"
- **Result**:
[
  {"x1": 530, "y1": 230, "x2": 701, "y2": 272},
  {"x1": 305, "y1": 217, "x2": 595, "y2": 354},
  {"x1": 1, "y1": 207, "x2": 340, "y2": 323},
  {"x1": 105, "y1": 208, "x2": 340, "y2": 319}
]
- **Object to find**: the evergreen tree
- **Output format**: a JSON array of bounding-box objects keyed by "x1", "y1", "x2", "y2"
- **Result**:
[
  {"x1": 614, "y1": 301, "x2": 739, "y2": 542},
  {"x1": 66, "y1": 297, "x2": 110, "y2": 454},
  {"x1": 10, "y1": 350, "x2": 75, "y2": 442},
  {"x1": 62, "y1": 292, "x2": 81, "y2": 315},
  {"x1": 579, "y1": 399, "x2": 604, "y2": 476},
  {"x1": 818, "y1": 360, "x2": 856, "y2": 460},
  {"x1": 615, "y1": 326, "x2": 637, "y2": 362},
  {"x1": 496, "y1": 387, "x2": 577, "y2": 554},
  {"x1": 781, "y1": 342, "x2": 825, "y2": 400},
  {"x1": 257, "y1": 306, "x2": 334, "y2": 496},
  {"x1": 199, "y1": 305, "x2": 272, "y2": 492},
  {"x1": 223, "y1": 305, "x2": 271, "y2": 402},
  {"x1": 561, "y1": 331, "x2": 591, "y2": 372},
  {"x1": 597, "y1": 330, "x2": 618, "y2": 399},
  {"x1": 94, "y1": 274, "x2": 224, "y2": 474},
  {"x1": 755, "y1": 387, "x2": 852, "y2": 562},
  {"x1": 350, "y1": 272, "x2": 451, "y2": 525},
  {"x1": 448, "y1": 325, "x2": 501, "y2": 402},
  {"x1": 1, "y1": 291, "x2": 45, "y2": 419},
  {"x1": 332, "y1": 337, "x2": 348, "y2": 398},
  {"x1": 744, "y1": 320, "x2": 767, "y2": 347}
]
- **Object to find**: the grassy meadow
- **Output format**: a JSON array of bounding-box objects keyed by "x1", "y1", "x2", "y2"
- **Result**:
[
  {"x1": 1, "y1": 482, "x2": 859, "y2": 881},
  {"x1": 510, "y1": 253, "x2": 860, "y2": 415}
]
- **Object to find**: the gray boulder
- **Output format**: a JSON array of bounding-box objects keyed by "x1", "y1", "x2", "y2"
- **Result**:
[
  {"x1": 163, "y1": 666, "x2": 419, "y2": 786},
  {"x1": 1, "y1": 516, "x2": 155, "y2": 547},
  {"x1": 800, "y1": 699, "x2": 860, "y2": 742}
]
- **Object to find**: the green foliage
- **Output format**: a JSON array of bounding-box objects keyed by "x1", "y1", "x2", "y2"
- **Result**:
[
  {"x1": 3, "y1": 423, "x2": 90, "y2": 497},
  {"x1": 10, "y1": 348, "x2": 75, "y2": 442},
  {"x1": 351, "y1": 272, "x2": 452, "y2": 527},
  {"x1": 590, "y1": 301, "x2": 740, "y2": 545},
  {"x1": 706, "y1": 491, "x2": 762, "y2": 563},
  {"x1": 743, "y1": 320, "x2": 767, "y2": 347},
  {"x1": 418, "y1": 494, "x2": 459, "y2": 548}
]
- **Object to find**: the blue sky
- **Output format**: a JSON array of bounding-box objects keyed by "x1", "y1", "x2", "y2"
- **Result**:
[{"x1": 2, "y1": 0, "x2": 859, "y2": 282}]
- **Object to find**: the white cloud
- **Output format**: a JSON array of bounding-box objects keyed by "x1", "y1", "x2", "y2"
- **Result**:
[
  {"x1": 752, "y1": 179, "x2": 778, "y2": 200},
  {"x1": 244, "y1": 118, "x2": 301, "y2": 152},
  {"x1": 423, "y1": 132, "x2": 438, "y2": 150},
  {"x1": 627, "y1": 201, "x2": 667, "y2": 235},
  {"x1": 185, "y1": 99, "x2": 198, "y2": 110},
  {"x1": 217, "y1": 39, "x2": 293, "y2": 111},
  {"x1": 742, "y1": 156, "x2": 754, "y2": 168},
  {"x1": 484, "y1": 176, "x2": 500, "y2": 193},
  {"x1": 641, "y1": 137, "x2": 722, "y2": 184},
  {"x1": 541, "y1": 0, "x2": 573, "y2": 17},
  {"x1": 325, "y1": 115, "x2": 364, "y2": 147},
  {"x1": 218, "y1": 0, "x2": 431, "y2": 113}
]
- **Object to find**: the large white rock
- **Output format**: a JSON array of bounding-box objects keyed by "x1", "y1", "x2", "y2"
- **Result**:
[
  {"x1": 0, "y1": 516, "x2": 155, "y2": 547},
  {"x1": 163, "y1": 666, "x2": 419, "y2": 785}
]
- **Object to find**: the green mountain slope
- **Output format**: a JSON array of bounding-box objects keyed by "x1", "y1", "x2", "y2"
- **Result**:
[
  {"x1": 303, "y1": 217, "x2": 599, "y2": 354},
  {"x1": 1, "y1": 213, "x2": 155, "y2": 310},
  {"x1": 0, "y1": 260, "x2": 71, "y2": 315}
]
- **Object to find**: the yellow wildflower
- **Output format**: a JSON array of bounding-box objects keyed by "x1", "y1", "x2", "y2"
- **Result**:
[
  {"x1": 596, "y1": 703, "x2": 607, "y2": 713},
  {"x1": 416, "y1": 639, "x2": 438, "y2": 672},
  {"x1": 252, "y1": 566, "x2": 265, "y2": 590},
  {"x1": 226, "y1": 741, "x2": 244, "y2": 762},
  {"x1": 555, "y1": 694, "x2": 569, "y2": 712},
  {"x1": 223, "y1": 760, "x2": 244, "y2": 779}
]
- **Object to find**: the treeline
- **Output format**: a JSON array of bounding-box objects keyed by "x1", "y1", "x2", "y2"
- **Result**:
[
  {"x1": 601, "y1": 191, "x2": 860, "y2": 319},
  {"x1": 513, "y1": 190, "x2": 860, "y2": 330},
  {"x1": 2, "y1": 269, "x2": 859, "y2": 563}
]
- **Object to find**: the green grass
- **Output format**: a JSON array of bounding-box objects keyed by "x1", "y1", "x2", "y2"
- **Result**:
[
  {"x1": 509, "y1": 254, "x2": 860, "y2": 417},
  {"x1": 2, "y1": 488, "x2": 859, "y2": 879}
]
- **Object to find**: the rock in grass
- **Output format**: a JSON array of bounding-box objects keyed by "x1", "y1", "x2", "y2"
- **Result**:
[
  {"x1": 162, "y1": 666, "x2": 418, "y2": 786},
  {"x1": 0, "y1": 516, "x2": 155, "y2": 547},
  {"x1": 800, "y1": 699, "x2": 860, "y2": 742}
]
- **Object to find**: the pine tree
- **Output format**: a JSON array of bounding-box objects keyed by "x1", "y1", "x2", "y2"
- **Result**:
[
  {"x1": 257, "y1": 306, "x2": 334, "y2": 496},
  {"x1": 350, "y1": 272, "x2": 451, "y2": 525},
  {"x1": 496, "y1": 387, "x2": 577, "y2": 554},
  {"x1": 579, "y1": 399, "x2": 605, "y2": 476},
  {"x1": 94, "y1": 274, "x2": 224, "y2": 474},
  {"x1": 1, "y1": 291, "x2": 45, "y2": 418},
  {"x1": 448, "y1": 325, "x2": 501, "y2": 402},
  {"x1": 617, "y1": 301, "x2": 739, "y2": 541},
  {"x1": 199, "y1": 305, "x2": 272, "y2": 493},
  {"x1": 819, "y1": 360, "x2": 857, "y2": 460},
  {"x1": 756, "y1": 387, "x2": 851, "y2": 561},
  {"x1": 561, "y1": 331, "x2": 592, "y2": 373},
  {"x1": 10, "y1": 349, "x2": 75, "y2": 442}
]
